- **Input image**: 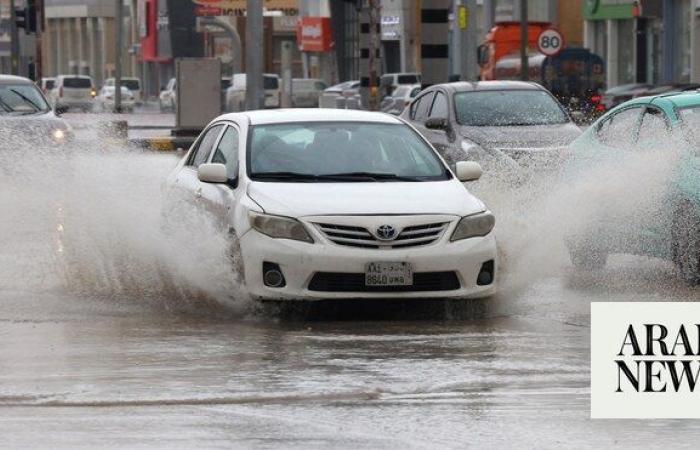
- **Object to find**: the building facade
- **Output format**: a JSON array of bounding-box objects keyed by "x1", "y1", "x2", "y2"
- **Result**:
[{"x1": 42, "y1": 0, "x2": 138, "y2": 87}]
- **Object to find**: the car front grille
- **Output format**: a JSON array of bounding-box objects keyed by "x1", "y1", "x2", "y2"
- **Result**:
[
  {"x1": 308, "y1": 271, "x2": 461, "y2": 293},
  {"x1": 315, "y1": 222, "x2": 449, "y2": 249}
]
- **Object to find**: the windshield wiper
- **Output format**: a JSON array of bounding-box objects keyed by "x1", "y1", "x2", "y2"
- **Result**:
[
  {"x1": 0, "y1": 97, "x2": 14, "y2": 113},
  {"x1": 250, "y1": 172, "x2": 329, "y2": 181},
  {"x1": 321, "y1": 172, "x2": 424, "y2": 182},
  {"x1": 9, "y1": 89, "x2": 40, "y2": 111},
  {"x1": 250, "y1": 171, "x2": 424, "y2": 182}
]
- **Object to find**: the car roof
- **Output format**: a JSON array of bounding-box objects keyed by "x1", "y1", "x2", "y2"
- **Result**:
[
  {"x1": 612, "y1": 91, "x2": 700, "y2": 110},
  {"x1": 425, "y1": 80, "x2": 546, "y2": 93},
  {"x1": 219, "y1": 108, "x2": 403, "y2": 125},
  {"x1": 0, "y1": 75, "x2": 35, "y2": 85}
]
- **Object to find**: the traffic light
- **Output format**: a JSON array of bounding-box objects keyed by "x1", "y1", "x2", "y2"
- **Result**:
[{"x1": 15, "y1": 1, "x2": 37, "y2": 35}]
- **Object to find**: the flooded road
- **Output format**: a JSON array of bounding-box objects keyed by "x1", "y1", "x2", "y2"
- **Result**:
[{"x1": 1, "y1": 112, "x2": 699, "y2": 448}]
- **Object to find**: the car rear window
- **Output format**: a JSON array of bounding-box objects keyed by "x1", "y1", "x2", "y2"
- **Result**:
[
  {"x1": 63, "y1": 78, "x2": 92, "y2": 88},
  {"x1": 122, "y1": 79, "x2": 140, "y2": 91},
  {"x1": 398, "y1": 75, "x2": 420, "y2": 84},
  {"x1": 264, "y1": 76, "x2": 279, "y2": 90}
]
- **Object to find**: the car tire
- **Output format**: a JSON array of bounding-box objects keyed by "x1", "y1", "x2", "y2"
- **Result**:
[
  {"x1": 674, "y1": 202, "x2": 700, "y2": 285},
  {"x1": 568, "y1": 241, "x2": 608, "y2": 269}
]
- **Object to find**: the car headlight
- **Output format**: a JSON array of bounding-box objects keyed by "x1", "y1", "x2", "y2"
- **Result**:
[
  {"x1": 249, "y1": 212, "x2": 314, "y2": 243},
  {"x1": 450, "y1": 212, "x2": 495, "y2": 242},
  {"x1": 51, "y1": 128, "x2": 66, "y2": 142}
]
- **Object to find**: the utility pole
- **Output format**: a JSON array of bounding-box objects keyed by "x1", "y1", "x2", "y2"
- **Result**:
[
  {"x1": 520, "y1": 0, "x2": 529, "y2": 81},
  {"x1": 35, "y1": 0, "x2": 44, "y2": 80},
  {"x1": 245, "y1": 0, "x2": 263, "y2": 110},
  {"x1": 114, "y1": 0, "x2": 124, "y2": 112},
  {"x1": 368, "y1": 0, "x2": 380, "y2": 111},
  {"x1": 10, "y1": 0, "x2": 19, "y2": 75},
  {"x1": 456, "y1": 0, "x2": 477, "y2": 81},
  {"x1": 280, "y1": 40, "x2": 292, "y2": 108}
]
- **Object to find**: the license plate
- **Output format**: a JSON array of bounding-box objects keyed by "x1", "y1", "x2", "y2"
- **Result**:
[{"x1": 365, "y1": 262, "x2": 413, "y2": 286}]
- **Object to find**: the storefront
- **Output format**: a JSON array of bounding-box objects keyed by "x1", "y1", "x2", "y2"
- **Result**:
[{"x1": 584, "y1": 0, "x2": 695, "y2": 87}]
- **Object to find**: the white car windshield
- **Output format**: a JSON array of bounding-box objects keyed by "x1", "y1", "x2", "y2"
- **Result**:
[{"x1": 248, "y1": 122, "x2": 450, "y2": 182}]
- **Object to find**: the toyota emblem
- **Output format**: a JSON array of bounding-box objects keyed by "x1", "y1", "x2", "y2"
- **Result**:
[{"x1": 376, "y1": 225, "x2": 398, "y2": 241}]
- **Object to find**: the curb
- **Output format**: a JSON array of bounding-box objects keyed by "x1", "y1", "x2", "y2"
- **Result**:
[{"x1": 128, "y1": 136, "x2": 196, "y2": 151}]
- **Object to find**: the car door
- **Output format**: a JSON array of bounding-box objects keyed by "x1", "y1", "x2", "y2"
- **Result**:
[
  {"x1": 175, "y1": 124, "x2": 226, "y2": 202},
  {"x1": 197, "y1": 123, "x2": 242, "y2": 228}
]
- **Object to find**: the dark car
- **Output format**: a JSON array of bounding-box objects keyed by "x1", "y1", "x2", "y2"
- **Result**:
[
  {"x1": 400, "y1": 81, "x2": 581, "y2": 175},
  {"x1": 0, "y1": 74, "x2": 72, "y2": 146}
]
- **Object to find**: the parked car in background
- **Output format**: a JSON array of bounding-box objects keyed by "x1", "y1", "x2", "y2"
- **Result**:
[
  {"x1": 164, "y1": 109, "x2": 496, "y2": 301},
  {"x1": 600, "y1": 83, "x2": 652, "y2": 110},
  {"x1": 381, "y1": 84, "x2": 422, "y2": 115},
  {"x1": 380, "y1": 72, "x2": 422, "y2": 97},
  {"x1": 0, "y1": 75, "x2": 72, "y2": 145},
  {"x1": 401, "y1": 81, "x2": 580, "y2": 174},
  {"x1": 94, "y1": 86, "x2": 135, "y2": 112},
  {"x1": 225, "y1": 73, "x2": 280, "y2": 112},
  {"x1": 39, "y1": 77, "x2": 55, "y2": 95},
  {"x1": 47, "y1": 75, "x2": 95, "y2": 112},
  {"x1": 319, "y1": 80, "x2": 359, "y2": 108},
  {"x1": 564, "y1": 92, "x2": 700, "y2": 284},
  {"x1": 159, "y1": 78, "x2": 176, "y2": 112},
  {"x1": 221, "y1": 77, "x2": 231, "y2": 112},
  {"x1": 103, "y1": 77, "x2": 142, "y2": 104},
  {"x1": 291, "y1": 78, "x2": 327, "y2": 107}
]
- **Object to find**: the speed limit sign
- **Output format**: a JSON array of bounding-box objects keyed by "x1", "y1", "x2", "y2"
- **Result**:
[{"x1": 537, "y1": 28, "x2": 565, "y2": 57}]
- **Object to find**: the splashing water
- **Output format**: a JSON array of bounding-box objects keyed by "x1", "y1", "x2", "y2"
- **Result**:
[{"x1": 0, "y1": 132, "x2": 248, "y2": 315}]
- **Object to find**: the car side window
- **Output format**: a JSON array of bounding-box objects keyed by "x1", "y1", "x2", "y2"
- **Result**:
[
  {"x1": 188, "y1": 124, "x2": 224, "y2": 167},
  {"x1": 210, "y1": 125, "x2": 240, "y2": 179},
  {"x1": 412, "y1": 92, "x2": 434, "y2": 121},
  {"x1": 429, "y1": 92, "x2": 448, "y2": 119},
  {"x1": 597, "y1": 107, "x2": 642, "y2": 148},
  {"x1": 636, "y1": 107, "x2": 671, "y2": 147}
]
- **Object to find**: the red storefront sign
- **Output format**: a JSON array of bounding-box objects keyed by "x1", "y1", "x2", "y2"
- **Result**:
[{"x1": 296, "y1": 17, "x2": 333, "y2": 52}]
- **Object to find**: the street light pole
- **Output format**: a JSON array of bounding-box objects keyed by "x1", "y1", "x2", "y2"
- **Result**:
[
  {"x1": 245, "y1": 0, "x2": 263, "y2": 110},
  {"x1": 115, "y1": 0, "x2": 124, "y2": 112},
  {"x1": 520, "y1": 0, "x2": 529, "y2": 81},
  {"x1": 10, "y1": 0, "x2": 19, "y2": 75}
]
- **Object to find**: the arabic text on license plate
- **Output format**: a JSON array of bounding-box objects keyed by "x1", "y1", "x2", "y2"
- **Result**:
[{"x1": 365, "y1": 262, "x2": 413, "y2": 286}]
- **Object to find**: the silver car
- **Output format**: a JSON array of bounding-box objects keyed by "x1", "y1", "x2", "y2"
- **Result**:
[{"x1": 400, "y1": 81, "x2": 581, "y2": 174}]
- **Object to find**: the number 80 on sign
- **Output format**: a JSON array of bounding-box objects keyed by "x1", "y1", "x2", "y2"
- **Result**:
[{"x1": 537, "y1": 28, "x2": 565, "y2": 57}]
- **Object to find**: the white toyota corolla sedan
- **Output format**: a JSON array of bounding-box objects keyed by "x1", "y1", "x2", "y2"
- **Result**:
[{"x1": 164, "y1": 109, "x2": 497, "y2": 301}]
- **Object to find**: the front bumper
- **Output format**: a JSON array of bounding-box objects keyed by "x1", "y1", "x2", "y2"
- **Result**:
[{"x1": 239, "y1": 228, "x2": 498, "y2": 301}]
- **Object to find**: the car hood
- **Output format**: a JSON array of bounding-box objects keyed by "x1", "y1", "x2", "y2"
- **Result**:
[
  {"x1": 460, "y1": 122, "x2": 581, "y2": 149},
  {"x1": 0, "y1": 113, "x2": 70, "y2": 141},
  {"x1": 247, "y1": 180, "x2": 485, "y2": 217}
]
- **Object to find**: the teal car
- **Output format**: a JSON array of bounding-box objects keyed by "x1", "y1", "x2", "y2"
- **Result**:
[{"x1": 565, "y1": 91, "x2": 700, "y2": 284}]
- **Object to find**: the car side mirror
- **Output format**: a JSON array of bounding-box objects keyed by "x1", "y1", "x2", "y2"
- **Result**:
[
  {"x1": 55, "y1": 105, "x2": 68, "y2": 116},
  {"x1": 425, "y1": 117, "x2": 450, "y2": 131},
  {"x1": 197, "y1": 163, "x2": 228, "y2": 184},
  {"x1": 455, "y1": 161, "x2": 483, "y2": 182}
]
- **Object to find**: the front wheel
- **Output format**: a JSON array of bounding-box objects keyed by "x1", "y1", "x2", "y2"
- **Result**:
[{"x1": 674, "y1": 203, "x2": 700, "y2": 285}]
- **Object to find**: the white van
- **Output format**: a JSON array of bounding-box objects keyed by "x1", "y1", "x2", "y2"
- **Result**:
[
  {"x1": 104, "y1": 77, "x2": 142, "y2": 104},
  {"x1": 49, "y1": 75, "x2": 95, "y2": 112},
  {"x1": 225, "y1": 73, "x2": 280, "y2": 111}
]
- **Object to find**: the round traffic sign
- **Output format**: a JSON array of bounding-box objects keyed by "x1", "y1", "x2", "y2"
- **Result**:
[{"x1": 537, "y1": 28, "x2": 565, "y2": 57}]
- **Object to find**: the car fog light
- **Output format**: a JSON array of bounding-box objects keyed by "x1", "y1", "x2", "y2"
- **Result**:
[
  {"x1": 451, "y1": 212, "x2": 495, "y2": 242},
  {"x1": 263, "y1": 262, "x2": 286, "y2": 288},
  {"x1": 477, "y1": 260, "x2": 495, "y2": 286}
]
